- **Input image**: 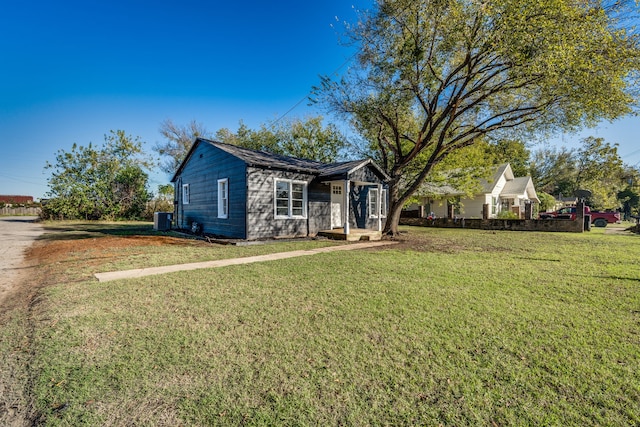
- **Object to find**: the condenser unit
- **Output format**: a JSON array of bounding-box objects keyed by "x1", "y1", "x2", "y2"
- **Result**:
[{"x1": 153, "y1": 212, "x2": 172, "y2": 231}]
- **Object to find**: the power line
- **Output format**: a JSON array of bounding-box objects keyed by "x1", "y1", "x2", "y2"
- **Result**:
[
  {"x1": 0, "y1": 172, "x2": 47, "y2": 187},
  {"x1": 265, "y1": 1, "x2": 417, "y2": 129},
  {"x1": 622, "y1": 147, "x2": 640, "y2": 159},
  {"x1": 265, "y1": 0, "x2": 424, "y2": 131},
  {"x1": 266, "y1": 53, "x2": 357, "y2": 130}
]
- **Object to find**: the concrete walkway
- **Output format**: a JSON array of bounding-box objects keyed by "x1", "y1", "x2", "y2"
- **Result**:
[{"x1": 95, "y1": 240, "x2": 398, "y2": 282}]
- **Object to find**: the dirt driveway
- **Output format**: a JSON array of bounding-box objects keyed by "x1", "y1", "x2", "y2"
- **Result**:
[{"x1": 0, "y1": 216, "x2": 44, "y2": 306}]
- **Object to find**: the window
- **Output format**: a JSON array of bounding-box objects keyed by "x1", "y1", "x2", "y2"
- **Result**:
[
  {"x1": 369, "y1": 188, "x2": 387, "y2": 218},
  {"x1": 218, "y1": 178, "x2": 228, "y2": 219},
  {"x1": 491, "y1": 196, "x2": 498, "y2": 215},
  {"x1": 275, "y1": 179, "x2": 307, "y2": 218},
  {"x1": 182, "y1": 184, "x2": 190, "y2": 205}
]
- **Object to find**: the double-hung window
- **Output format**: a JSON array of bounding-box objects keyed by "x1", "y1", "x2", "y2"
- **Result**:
[
  {"x1": 369, "y1": 187, "x2": 387, "y2": 218},
  {"x1": 182, "y1": 183, "x2": 190, "y2": 205},
  {"x1": 275, "y1": 179, "x2": 307, "y2": 218},
  {"x1": 217, "y1": 178, "x2": 228, "y2": 219}
]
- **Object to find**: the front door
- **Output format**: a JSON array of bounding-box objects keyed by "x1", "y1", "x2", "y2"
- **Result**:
[{"x1": 331, "y1": 183, "x2": 343, "y2": 228}]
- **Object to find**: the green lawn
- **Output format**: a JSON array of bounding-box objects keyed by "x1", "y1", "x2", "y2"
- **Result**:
[{"x1": 3, "y1": 224, "x2": 640, "y2": 425}]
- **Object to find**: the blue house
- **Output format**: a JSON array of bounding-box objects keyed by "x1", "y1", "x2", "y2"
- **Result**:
[{"x1": 170, "y1": 138, "x2": 390, "y2": 240}]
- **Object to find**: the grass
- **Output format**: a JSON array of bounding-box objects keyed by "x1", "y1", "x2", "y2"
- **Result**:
[{"x1": 2, "y1": 223, "x2": 640, "y2": 425}]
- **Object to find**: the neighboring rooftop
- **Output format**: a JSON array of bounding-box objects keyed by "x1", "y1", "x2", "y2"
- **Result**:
[{"x1": 0, "y1": 195, "x2": 34, "y2": 204}]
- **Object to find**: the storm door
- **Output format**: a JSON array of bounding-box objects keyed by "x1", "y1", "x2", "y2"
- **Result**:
[{"x1": 331, "y1": 183, "x2": 344, "y2": 228}]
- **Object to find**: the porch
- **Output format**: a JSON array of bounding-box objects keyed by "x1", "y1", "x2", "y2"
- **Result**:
[
  {"x1": 314, "y1": 159, "x2": 390, "y2": 240},
  {"x1": 317, "y1": 228, "x2": 383, "y2": 241}
]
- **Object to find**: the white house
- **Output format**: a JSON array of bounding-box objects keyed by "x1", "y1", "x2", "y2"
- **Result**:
[{"x1": 407, "y1": 164, "x2": 540, "y2": 219}]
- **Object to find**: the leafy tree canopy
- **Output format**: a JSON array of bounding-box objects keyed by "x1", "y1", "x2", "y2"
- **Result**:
[
  {"x1": 215, "y1": 116, "x2": 348, "y2": 163},
  {"x1": 43, "y1": 130, "x2": 153, "y2": 220},
  {"x1": 315, "y1": 0, "x2": 640, "y2": 234},
  {"x1": 529, "y1": 146, "x2": 578, "y2": 197},
  {"x1": 537, "y1": 191, "x2": 557, "y2": 212},
  {"x1": 155, "y1": 116, "x2": 348, "y2": 174},
  {"x1": 485, "y1": 139, "x2": 531, "y2": 178},
  {"x1": 530, "y1": 137, "x2": 630, "y2": 210},
  {"x1": 156, "y1": 183, "x2": 175, "y2": 201}
]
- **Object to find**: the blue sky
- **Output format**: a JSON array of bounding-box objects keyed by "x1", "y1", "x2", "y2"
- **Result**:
[{"x1": 1, "y1": 1, "x2": 640, "y2": 200}]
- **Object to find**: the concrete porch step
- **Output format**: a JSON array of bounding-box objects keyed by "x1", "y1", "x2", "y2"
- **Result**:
[{"x1": 317, "y1": 228, "x2": 382, "y2": 241}]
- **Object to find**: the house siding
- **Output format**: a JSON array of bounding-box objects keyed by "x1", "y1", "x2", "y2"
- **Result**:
[
  {"x1": 308, "y1": 181, "x2": 331, "y2": 235},
  {"x1": 349, "y1": 185, "x2": 368, "y2": 229},
  {"x1": 174, "y1": 143, "x2": 247, "y2": 238},
  {"x1": 459, "y1": 196, "x2": 486, "y2": 218},
  {"x1": 348, "y1": 185, "x2": 385, "y2": 229},
  {"x1": 246, "y1": 167, "x2": 316, "y2": 240}
]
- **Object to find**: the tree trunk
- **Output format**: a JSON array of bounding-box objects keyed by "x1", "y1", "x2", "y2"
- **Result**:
[
  {"x1": 383, "y1": 198, "x2": 404, "y2": 236},
  {"x1": 383, "y1": 178, "x2": 404, "y2": 236}
]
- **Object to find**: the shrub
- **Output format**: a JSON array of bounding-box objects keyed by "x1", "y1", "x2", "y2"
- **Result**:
[{"x1": 497, "y1": 210, "x2": 519, "y2": 219}]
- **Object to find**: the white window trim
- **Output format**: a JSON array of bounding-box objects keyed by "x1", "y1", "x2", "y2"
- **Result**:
[
  {"x1": 182, "y1": 183, "x2": 190, "y2": 205},
  {"x1": 217, "y1": 178, "x2": 228, "y2": 219},
  {"x1": 274, "y1": 179, "x2": 307, "y2": 219},
  {"x1": 381, "y1": 189, "x2": 387, "y2": 218},
  {"x1": 369, "y1": 188, "x2": 387, "y2": 218}
]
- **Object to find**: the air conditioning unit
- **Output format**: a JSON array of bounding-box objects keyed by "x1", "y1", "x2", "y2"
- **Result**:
[{"x1": 153, "y1": 212, "x2": 172, "y2": 231}]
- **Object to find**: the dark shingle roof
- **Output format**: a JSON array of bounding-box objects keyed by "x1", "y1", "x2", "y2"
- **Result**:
[
  {"x1": 209, "y1": 140, "x2": 324, "y2": 173},
  {"x1": 172, "y1": 138, "x2": 390, "y2": 182}
]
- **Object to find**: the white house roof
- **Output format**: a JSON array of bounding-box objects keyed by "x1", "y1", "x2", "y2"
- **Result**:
[
  {"x1": 501, "y1": 176, "x2": 540, "y2": 203},
  {"x1": 480, "y1": 163, "x2": 513, "y2": 193}
]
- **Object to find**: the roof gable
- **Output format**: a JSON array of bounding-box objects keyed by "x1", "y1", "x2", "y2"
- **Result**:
[
  {"x1": 500, "y1": 176, "x2": 540, "y2": 202},
  {"x1": 480, "y1": 163, "x2": 513, "y2": 193},
  {"x1": 318, "y1": 159, "x2": 390, "y2": 182}
]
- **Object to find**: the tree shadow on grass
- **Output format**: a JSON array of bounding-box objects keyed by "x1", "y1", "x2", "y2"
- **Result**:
[
  {"x1": 597, "y1": 275, "x2": 640, "y2": 283},
  {"x1": 1, "y1": 217, "x2": 40, "y2": 223}
]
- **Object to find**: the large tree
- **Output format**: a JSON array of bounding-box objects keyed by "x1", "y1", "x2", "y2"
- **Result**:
[
  {"x1": 485, "y1": 139, "x2": 530, "y2": 178},
  {"x1": 529, "y1": 146, "x2": 577, "y2": 196},
  {"x1": 573, "y1": 137, "x2": 625, "y2": 208},
  {"x1": 316, "y1": 0, "x2": 640, "y2": 234},
  {"x1": 155, "y1": 116, "x2": 347, "y2": 174},
  {"x1": 530, "y1": 137, "x2": 628, "y2": 209},
  {"x1": 529, "y1": 136, "x2": 631, "y2": 209},
  {"x1": 43, "y1": 130, "x2": 153, "y2": 220}
]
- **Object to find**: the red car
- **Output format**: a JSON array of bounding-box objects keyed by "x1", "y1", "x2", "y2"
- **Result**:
[{"x1": 539, "y1": 206, "x2": 620, "y2": 227}]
